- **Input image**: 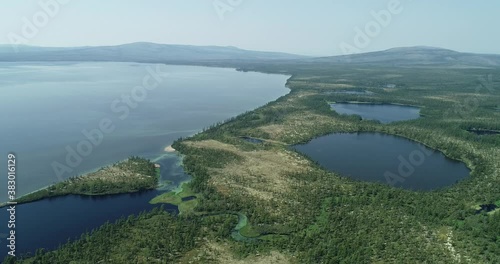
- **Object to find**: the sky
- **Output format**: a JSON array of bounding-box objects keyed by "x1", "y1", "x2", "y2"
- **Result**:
[{"x1": 0, "y1": 0, "x2": 499, "y2": 56}]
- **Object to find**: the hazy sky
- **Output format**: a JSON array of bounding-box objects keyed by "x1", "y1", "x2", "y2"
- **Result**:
[{"x1": 0, "y1": 0, "x2": 498, "y2": 56}]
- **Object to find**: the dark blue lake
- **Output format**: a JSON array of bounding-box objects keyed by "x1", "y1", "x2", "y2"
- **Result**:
[
  {"x1": 294, "y1": 133, "x2": 470, "y2": 191},
  {"x1": 0, "y1": 191, "x2": 177, "y2": 258},
  {"x1": 331, "y1": 103, "x2": 420, "y2": 124}
]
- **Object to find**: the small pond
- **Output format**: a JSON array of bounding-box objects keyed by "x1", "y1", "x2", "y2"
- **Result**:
[
  {"x1": 331, "y1": 103, "x2": 420, "y2": 124},
  {"x1": 467, "y1": 129, "x2": 500, "y2": 136},
  {"x1": 475, "y1": 204, "x2": 498, "y2": 214},
  {"x1": 324, "y1": 90, "x2": 374, "y2": 95},
  {"x1": 181, "y1": 196, "x2": 197, "y2": 202}
]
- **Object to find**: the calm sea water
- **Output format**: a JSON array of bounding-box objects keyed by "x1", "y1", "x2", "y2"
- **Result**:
[
  {"x1": 0, "y1": 62, "x2": 290, "y2": 197},
  {"x1": 0, "y1": 62, "x2": 290, "y2": 258},
  {"x1": 294, "y1": 133, "x2": 470, "y2": 190},
  {"x1": 331, "y1": 103, "x2": 420, "y2": 123}
]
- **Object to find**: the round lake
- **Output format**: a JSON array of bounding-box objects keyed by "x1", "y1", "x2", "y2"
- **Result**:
[{"x1": 294, "y1": 133, "x2": 470, "y2": 191}]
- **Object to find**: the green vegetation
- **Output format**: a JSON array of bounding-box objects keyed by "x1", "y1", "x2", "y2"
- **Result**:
[
  {"x1": 12, "y1": 157, "x2": 159, "y2": 205},
  {"x1": 238, "y1": 220, "x2": 261, "y2": 238},
  {"x1": 6, "y1": 208, "x2": 207, "y2": 263},
  {"x1": 150, "y1": 183, "x2": 199, "y2": 214},
  {"x1": 13, "y1": 63, "x2": 500, "y2": 263}
]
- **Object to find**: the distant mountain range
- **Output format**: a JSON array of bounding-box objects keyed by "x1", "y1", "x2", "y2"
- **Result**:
[
  {"x1": 310, "y1": 46, "x2": 500, "y2": 67},
  {"x1": 1, "y1": 43, "x2": 499, "y2": 67},
  {"x1": 0, "y1": 42, "x2": 307, "y2": 63}
]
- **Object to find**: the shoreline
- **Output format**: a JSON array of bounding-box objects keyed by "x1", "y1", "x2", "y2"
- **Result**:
[
  {"x1": 329, "y1": 100, "x2": 422, "y2": 109},
  {"x1": 0, "y1": 159, "x2": 122, "y2": 205},
  {"x1": 164, "y1": 145, "x2": 177, "y2": 152},
  {"x1": 4, "y1": 141, "x2": 186, "y2": 207},
  {"x1": 3, "y1": 157, "x2": 164, "y2": 207}
]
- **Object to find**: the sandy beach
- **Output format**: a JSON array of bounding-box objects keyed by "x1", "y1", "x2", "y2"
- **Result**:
[{"x1": 164, "y1": 145, "x2": 176, "y2": 152}]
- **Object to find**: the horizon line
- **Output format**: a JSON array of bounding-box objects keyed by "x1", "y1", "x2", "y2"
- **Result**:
[{"x1": 1, "y1": 42, "x2": 499, "y2": 57}]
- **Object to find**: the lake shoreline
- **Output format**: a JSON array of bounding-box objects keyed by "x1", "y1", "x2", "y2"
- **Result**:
[
  {"x1": 330, "y1": 101, "x2": 422, "y2": 109},
  {"x1": 4, "y1": 157, "x2": 161, "y2": 207},
  {"x1": 293, "y1": 132, "x2": 471, "y2": 191}
]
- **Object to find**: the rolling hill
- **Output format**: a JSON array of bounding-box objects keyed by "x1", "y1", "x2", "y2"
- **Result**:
[
  {"x1": 309, "y1": 46, "x2": 500, "y2": 67},
  {"x1": 0, "y1": 42, "x2": 307, "y2": 63},
  {"x1": 1, "y1": 44, "x2": 499, "y2": 68}
]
